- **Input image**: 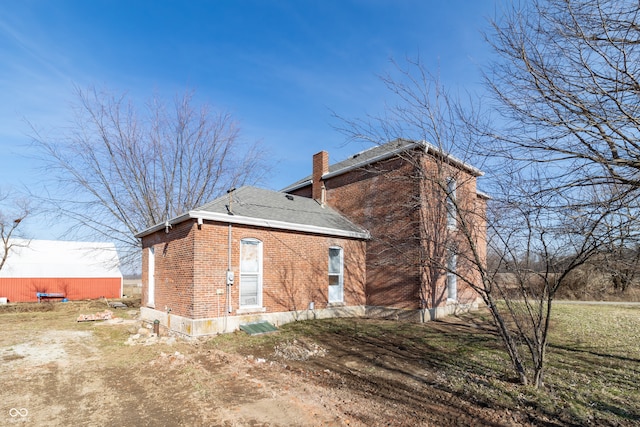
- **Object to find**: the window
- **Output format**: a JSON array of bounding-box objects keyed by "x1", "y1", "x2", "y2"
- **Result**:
[
  {"x1": 240, "y1": 239, "x2": 262, "y2": 308},
  {"x1": 147, "y1": 246, "x2": 155, "y2": 307},
  {"x1": 447, "y1": 252, "x2": 457, "y2": 301},
  {"x1": 328, "y1": 247, "x2": 344, "y2": 303},
  {"x1": 446, "y1": 177, "x2": 457, "y2": 230}
]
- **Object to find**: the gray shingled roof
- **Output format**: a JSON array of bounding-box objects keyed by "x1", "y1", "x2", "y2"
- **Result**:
[
  {"x1": 281, "y1": 139, "x2": 483, "y2": 192},
  {"x1": 200, "y1": 186, "x2": 364, "y2": 230},
  {"x1": 136, "y1": 186, "x2": 369, "y2": 239}
]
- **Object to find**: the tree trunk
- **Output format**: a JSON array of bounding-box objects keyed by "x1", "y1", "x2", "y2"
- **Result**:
[{"x1": 487, "y1": 301, "x2": 528, "y2": 385}]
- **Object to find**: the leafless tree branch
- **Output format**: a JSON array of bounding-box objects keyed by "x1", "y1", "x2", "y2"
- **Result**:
[{"x1": 30, "y1": 86, "x2": 272, "y2": 269}]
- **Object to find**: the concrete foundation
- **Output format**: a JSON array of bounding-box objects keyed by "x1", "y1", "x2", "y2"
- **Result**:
[
  {"x1": 141, "y1": 299, "x2": 482, "y2": 337},
  {"x1": 140, "y1": 305, "x2": 367, "y2": 337},
  {"x1": 366, "y1": 299, "x2": 481, "y2": 323}
]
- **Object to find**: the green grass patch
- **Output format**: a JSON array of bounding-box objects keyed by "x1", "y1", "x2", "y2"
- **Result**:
[
  {"x1": 541, "y1": 303, "x2": 640, "y2": 424},
  {"x1": 203, "y1": 304, "x2": 640, "y2": 426}
]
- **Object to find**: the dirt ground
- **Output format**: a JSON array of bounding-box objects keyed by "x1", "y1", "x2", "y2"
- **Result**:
[{"x1": 0, "y1": 303, "x2": 540, "y2": 427}]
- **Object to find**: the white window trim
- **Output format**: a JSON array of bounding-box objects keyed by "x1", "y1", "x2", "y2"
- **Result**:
[
  {"x1": 328, "y1": 246, "x2": 344, "y2": 303},
  {"x1": 147, "y1": 246, "x2": 155, "y2": 308},
  {"x1": 239, "y1": 238, "x2": 263, "y2": 309}
]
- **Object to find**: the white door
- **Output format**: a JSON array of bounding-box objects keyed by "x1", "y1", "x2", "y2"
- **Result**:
[{"x1": 148, "y1": 246, "x2": 155, "y2": 307}]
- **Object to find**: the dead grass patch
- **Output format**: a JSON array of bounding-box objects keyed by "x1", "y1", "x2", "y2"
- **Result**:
[{"x1": 0, "y1": 300, "x2": 638, "y2": 426}]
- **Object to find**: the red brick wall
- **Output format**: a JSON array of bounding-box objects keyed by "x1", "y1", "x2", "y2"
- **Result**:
[
  {"x1": 290, "y1": 149, "x2": 484, "y2": 310},
  {"x1": 141, "y1": 220, "x2": 196, "y2": 317},
  {"x1": 140, "y1": 148, "x2": 485, "y2": 319},
  {"x1": 289, "y1": 186, "x2": 312, "y2": 198},
  {"x1": 418, "y1": 155, "x2": 484, "y2": 308},
  {"x1": 322, "y1": 155, "x2": 423, "y2": 309},
  {"x1": 141, "y1": 220, "x2": 366, "y2": 320}
]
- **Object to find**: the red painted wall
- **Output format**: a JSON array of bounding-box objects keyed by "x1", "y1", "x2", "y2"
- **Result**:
[{"x1": 0, "y1": 277, "x2": 122, "y2": 302}]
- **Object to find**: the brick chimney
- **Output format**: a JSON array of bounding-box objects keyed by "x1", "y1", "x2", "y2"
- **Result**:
[{"x1": 312, "y1": 151, "x2": 329, "y2": 202}]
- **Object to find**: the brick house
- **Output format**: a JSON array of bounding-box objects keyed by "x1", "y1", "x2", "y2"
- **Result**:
[
  {"x1": 137, "y1": 139, "x2": 486, "y2": 336},
  {"x1": 284, "y1": 139, "x2": 487, "y2": 321},
  {"x1": 136, "y1": 187, "x2": 369, "y2": 335}
]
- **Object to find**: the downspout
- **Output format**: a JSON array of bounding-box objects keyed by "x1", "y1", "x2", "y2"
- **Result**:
[
  {"x1": 225, "y1": 223, "x2": 232, "y2": 332},
  {"x1": 224, "y1": 187, "x2": 236, "y2": 333}
]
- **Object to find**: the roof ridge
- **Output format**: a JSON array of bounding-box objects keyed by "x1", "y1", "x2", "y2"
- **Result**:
[{"x1": 281, "y1": 139, "x2": 483, "y2": 193}]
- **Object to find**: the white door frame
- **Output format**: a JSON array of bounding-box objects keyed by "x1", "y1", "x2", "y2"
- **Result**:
[{"x1": 148, "y1": 246, "x2": 155, "y2": 307}]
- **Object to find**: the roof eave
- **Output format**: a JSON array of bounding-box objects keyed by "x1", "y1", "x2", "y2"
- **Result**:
[
  {"x1": 280, "y1": 179, "x2": 312, "y2": 193},
  {"x1": 422, "y1": 141, "x2": 484, "y2": 177},
  {"x1": 135, "y1": 210, "x2": 370, "y2": 240},
  {"x1": 190, "y1": 210, "x2": 370, "y2": 240},
  {"x1": 476, "y1": 190, "x2": 492, "y2": 200},
  {"x1": 134, "y1": 212, "x2": 191, "y2": 238},
  {"x1": 282, "y1": 141, "x2": 483, "y2": 192},
  {"x1": 324, "y1": 141, "x2": 424, "y2": 180}
]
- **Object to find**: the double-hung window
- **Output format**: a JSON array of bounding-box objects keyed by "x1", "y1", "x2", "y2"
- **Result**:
[
  {"x1": 446, "y1": 177, "x2": 457, "y2": 230},
  {"x1": 328, "y1": 247, "x2": 344, "y2": 303},
  {"x1": 240, "y1": 238, "x2": 262, "y2": 308},
  {"x1": 446, "y1": 251, "x2": 457, "y2": 301}
]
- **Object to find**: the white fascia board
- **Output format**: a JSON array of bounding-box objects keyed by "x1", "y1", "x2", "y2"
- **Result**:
[
  {"x1": 134, "y1": 210, "x2": 370, "y2": 239},
  {"x1": 476, "y1": 190, "x2": 492, "y2": 199},
  {"x1": 134, "y1": 212, "x2": 192, "y2": 238},
  {"x1": 280, "y1": 179, "x2": 312, "y2": 193},
  {"x1": 423, "y1": 142, "x2": 484, "y2": 177},
  {"x1": 188, "y1": 211, "x2": 370, "y2": 240},
  {"x1": 323, "y1": 141, "x2": 483, "y2": 181},
  {"x1": 323, "y1": 142, "x2": 423, "y2": 180}
]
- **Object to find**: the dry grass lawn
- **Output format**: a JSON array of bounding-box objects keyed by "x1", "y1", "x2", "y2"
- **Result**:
[{"x1": 0, "y1": 300, "x2": 638, "y2": 426}]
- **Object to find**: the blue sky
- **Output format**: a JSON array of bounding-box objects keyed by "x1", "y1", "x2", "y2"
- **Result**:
[{"x1": 1, "y1": 0, "x2": 499, "y2": 239}]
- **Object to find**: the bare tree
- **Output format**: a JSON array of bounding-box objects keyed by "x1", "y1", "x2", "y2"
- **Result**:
[
  {"x1": 587, "y1": 184, "x2": 640, "y2": 293},
  {"x1": 486, "y1": 0, "x2": 640, "y2": 198},
  {"x1": 335, "y1": 58, "x2": 488, "y2": 320},
  {"x1": 461, "y1": 0, "x2": 640, "y2": 386},
  {"x1": 337, "y1": 56, "x2": 612, "y2": 388},
  {"x1": 335, "y1": 59, "x2": 534, "y2": 381},
  {"x1": 31, "y1": 87, "x2": 271, "y2": 267},
  {"x1": 0, "y1": 190, "x2": 29, "y2": 271},
  {"x1": 476, "y1": 166, "x2": 614, "y2": 387}
]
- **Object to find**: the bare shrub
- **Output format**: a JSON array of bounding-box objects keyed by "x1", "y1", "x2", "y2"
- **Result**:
[{"x1": 273, "y1": 339, "x2": 327, "y2": 361}]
